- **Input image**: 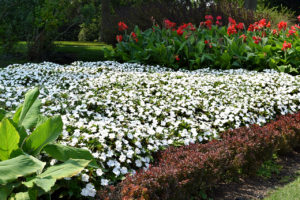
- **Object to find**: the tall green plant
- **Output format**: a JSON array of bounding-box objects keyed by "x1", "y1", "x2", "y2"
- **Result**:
[{"x1": 0, "y1": 88, "x2": 98, "y2": 200}]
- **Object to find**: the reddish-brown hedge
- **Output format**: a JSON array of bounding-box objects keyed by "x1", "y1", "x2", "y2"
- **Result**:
[{"x1": 98, "y1": 111, "x2": 300, "y2": 200}]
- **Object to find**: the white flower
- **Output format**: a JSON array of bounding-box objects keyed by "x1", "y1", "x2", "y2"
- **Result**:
[
  {"x1": 50, "y1": 159, "x2": 57, "y2": 166},
  {"x1": 101, "y1": 179, "x2": 109, "y2": 186},
  {"x1": 81, "y1": 174, "x2": 89, "y2": 182},
  {"x1": 96, "y1": 169, "x2": 104, "y2": 176},
  {"x1": 135, "y1": 159, "x2": 142, "y2": 167}
]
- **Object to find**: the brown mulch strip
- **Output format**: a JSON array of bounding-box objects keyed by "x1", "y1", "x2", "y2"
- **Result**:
[{"x1": 211, "y1": 149, "x2": 300, "y2": 200}]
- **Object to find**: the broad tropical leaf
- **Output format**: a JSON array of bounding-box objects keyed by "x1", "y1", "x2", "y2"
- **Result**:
[
  {"x1": 0, "y1": 119, "x2": 20, "y2": 161},
  {"x1": 23, "y1": 116, "x2": 63, "y2": 156},
  {"x1": 0, "y1": 155, "x2": 45, "y2": 185},
  {"x1": 44, "y1": 143, "x2": 99, "y2": 168},
  {"x1": 0, "y1": 109, "x2": 6, "y2": 121}
]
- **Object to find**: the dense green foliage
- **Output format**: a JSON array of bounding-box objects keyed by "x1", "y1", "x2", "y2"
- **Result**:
[{"x1": 0, "y1": 88, "x2": 97, "y2": 199}]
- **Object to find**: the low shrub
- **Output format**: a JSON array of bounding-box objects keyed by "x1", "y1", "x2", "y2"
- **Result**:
[
  {"x1": 108, "y1": 16, "x2": 300, "y2": 74},
  {"x1": 98, "y1": 111, "x2": 300, "y2": 200}
]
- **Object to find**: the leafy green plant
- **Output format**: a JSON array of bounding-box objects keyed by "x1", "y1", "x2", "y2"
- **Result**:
[
  {"x1": 257, "y1": 154, "x2": 282, "y2": 179},
  {"x1": 0, "y1": 88, "x2": 97, "y2": 200}
]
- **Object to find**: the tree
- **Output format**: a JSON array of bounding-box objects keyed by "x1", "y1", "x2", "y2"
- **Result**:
[{"x1": 101, "y1": 0, "x2": 112, "y2": 43}]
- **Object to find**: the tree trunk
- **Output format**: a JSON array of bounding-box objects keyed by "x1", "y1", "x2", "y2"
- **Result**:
[
  {"x1": 101, "y1": 0, "x2": 111, "y2": 43},
  {"x1": 244, "y1": 0, "x2": 257, "y2": 11}
]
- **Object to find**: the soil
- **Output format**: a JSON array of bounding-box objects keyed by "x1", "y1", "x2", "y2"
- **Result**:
[{"x1": 211, "y1": 149, "x2": 300, "y2": 200}]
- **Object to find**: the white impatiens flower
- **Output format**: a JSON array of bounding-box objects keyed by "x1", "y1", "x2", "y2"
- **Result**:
[{"x1": 0, "y1": 61, "x2": 299, "y2": 197}]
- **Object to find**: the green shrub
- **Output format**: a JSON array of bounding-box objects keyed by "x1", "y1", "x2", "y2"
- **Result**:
[{"x1": 0, "y1": 88, "x2": 97, "y2": 200}]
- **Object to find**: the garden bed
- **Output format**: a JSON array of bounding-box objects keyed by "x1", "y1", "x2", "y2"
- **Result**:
[{"x1": 0, "y1": 61, "x2": 299, "y2": 198}]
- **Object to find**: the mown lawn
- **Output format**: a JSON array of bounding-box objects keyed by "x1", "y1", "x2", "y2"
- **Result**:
[
  {"x1": 0, "y1": 41, "x2": 112, "y2": 68},
  {"x1": 264, "y1": 171, "x2": 300, "y2": 200}
]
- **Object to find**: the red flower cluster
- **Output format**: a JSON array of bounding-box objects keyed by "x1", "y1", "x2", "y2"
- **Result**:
[
  {"x1": 227, "y1": 24, "x2": 237, "y2": 36},
  {"x1": 176, "y1": 23, "x2": 196, "y2": 36},
  {"x1": 116, "y1": 35, "x2": 123, "y2": 42},
  {"x1": 205, "y1": 15, "x2": 213, "y2": 21},
  {"x1": 282, "y1": 41, "x2": 292, "y2": 51},
  {"x1": 204, "y1": 40, "x2": 212, "y2": 48},
  {"x1": 239, "y1": 34, "x2": 247, "y2": 42},
  {"x1": 174, "y1": 55, "x2": 180, "y2": 61},
  {"x1": 252, "y1": 36, "x2": 261, "y2": 44},
  {"x1": 130, "y1": 32, "x2": 138, "y2": 42},
  {"x1": 164, "y1": 19, "x2": 176, "y2": 29},
  {"x1": 236, "y1": 22, "x2": 244, "y2": 30},
  {"x1": 278, "y1": 21, "x2": 287, "y2": 31},
  {"x1": 118, "y1": 21, "x2": 128, "y2": 31}
]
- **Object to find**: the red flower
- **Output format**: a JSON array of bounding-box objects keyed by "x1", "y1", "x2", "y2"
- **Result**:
[
  {"x1": 248, "y1": 24, "x2": 254, "y2": 32},
  {"x1": 205, "y1": 15, "x2": 213, "y2": 21},
  {"x1": 228, "y1": 17, "x2": 236, "y2": 26},
  {"x1": 239, "y1": 34, "x2": 247, "y2": 42},
  {"x1": 177, "y1": 28, "x2": 184, "y2": 36},
  {"x1": 227, "y1": 25, "x2": 237, "y2": 36},
  {"x1": 164, "y1": 19, "x2": 176, "y2": 29},
  {"x1": 130, "y1": 32, "x2": 138, "y2": 42},
  {"x1": 266, "y1": 21, "x2": 271, "y2": 28},
  {"x1": 287, "y1": 29, "x2": 296, "y2": 37},
  {"x1": 205, "y1": 20, "x2": 212, "y2": 29},
  {"x1": 278, "y1": 21, "x2": 287, "y2": 31},
  {"x1": 252, "y1": 36, "x2": 261, "y2": 44},
  {"x1": 216, "y1": 20, "x2": 222, "y2": 26},
  {"x1": 200, "y1": 22, "x2": 204, "y2": 27},
  {"x1": 118, "y1": 22, "x2": 128, "y2": 31},
  {"x1": 175, "y1": 55, "x2": 180, "y2": 61},
  {"x1": 282, "y1": 41, "x2": 292, "y2": 51},
  {"x1": 272, "y1": 29, "x2": 278, "y2": 35},
  {"x1": 258, "y1": 19, "x2": 266, "y2": 28},
  {"x1": 236, "y1": 23, "x2": 244, "y2": 30},
  {"x1": 295, "y1": 24, "x2": 300, "y2": 29},
  {"x1": 116, "y1": 35, "x2": 123, "y2": 42},
  {"x1": 298, "y1": 15, "x2": 300, "y2": 22},
  {"x1": 216, "y1": 16, "x2": 222, "y2": 20},
  {"x1": 204, "y1": 40, "x2": 209, "y2": 44}
]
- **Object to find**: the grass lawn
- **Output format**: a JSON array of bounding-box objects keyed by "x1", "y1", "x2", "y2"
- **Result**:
[
  {"x1": 264, "y1": 171, "x2": 300, "y2": 200},
  {"x1": 0, "y1": 41, "x2": 112, "y2": 68}
]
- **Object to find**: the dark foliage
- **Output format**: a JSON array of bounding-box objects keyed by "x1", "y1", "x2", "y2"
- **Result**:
[
  {"x1": 261, "y1": 0, "x2": 300, "y2": 15},
  {"x1": 98, "y1": 111, "x2": 300, "y2": 200}
]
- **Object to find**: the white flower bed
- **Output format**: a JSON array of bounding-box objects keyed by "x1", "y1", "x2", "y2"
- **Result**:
[{"x1": 1, "y1": 61, "x2": 299, "y2": 197}]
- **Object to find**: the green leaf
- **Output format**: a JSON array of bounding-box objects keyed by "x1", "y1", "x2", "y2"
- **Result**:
[
  {"x1": 0, "y1": 118, "x2": 20, "y2": 161},
  {"x1": 30, "y1": 178, "x2": 56, "y2": 193},
  {"x1": 0, "y1": 109, "x2": 6, "y2": 121},
  {"x1": 44, "y1": 144, "x2": 99, "y2": 168},
  {"x1": 23, "y1": 116, "x2": 63, "y2": 156},
  {"x1": 18, "y1": 88, "x2": 41, "y2": 129},
  {"x1": 0, "y1": 155, "x2": 45, "y2": 185},
  {"x1": 38, "y1": 159, "x2": 90, "y2": 179},
  {"x1": 11, "y1": 190, "x2": 37, "y2": 200}
]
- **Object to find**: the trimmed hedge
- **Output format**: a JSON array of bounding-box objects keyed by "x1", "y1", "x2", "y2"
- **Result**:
[{"x1": 98, "y1": 111, "x2": 300, "y2": 200}]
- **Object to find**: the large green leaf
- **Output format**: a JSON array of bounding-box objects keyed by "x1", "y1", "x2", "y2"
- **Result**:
[
  {"x1": 0, "y1": 109, "x2": 6, "y2": 121},
  {"x1": 24, "y1": 159, "x2": 90, "y2": 191},
  {"x1": 44, "y1": 144, "x2": 99, "y2": 168},
  {"x1": 23, "y1": 116, "x2": 63, "y2": 156},
  {"x1": 0, "y1": 155, "x2": 45, "y2": 185},
  {"x1": 17, "y1": 88, "x2": 41, "y2": 129},
  {"x1": 0, "y1": 118, "x2": 20, "y2": 161}
]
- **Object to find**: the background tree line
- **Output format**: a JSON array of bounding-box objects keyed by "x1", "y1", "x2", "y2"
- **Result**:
[{"x1": 0, "y1": 0, "x2": 298, "y2": 61}]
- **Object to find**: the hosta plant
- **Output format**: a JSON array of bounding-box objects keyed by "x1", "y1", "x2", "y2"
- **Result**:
[{"x1": 0, "y1": 88, "x2": 97, "y2": 200}]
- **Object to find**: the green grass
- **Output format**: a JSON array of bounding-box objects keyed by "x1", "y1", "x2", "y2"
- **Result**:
[
  {"x1": 264, "y1": 171, "x2": 300, "y2": 200},
  {"x1": 0, "y1": 41, "x2": 112, "y2": 68}
]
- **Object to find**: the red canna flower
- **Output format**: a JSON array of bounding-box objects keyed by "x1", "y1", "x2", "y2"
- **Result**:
[
  {"x1": 216, "y1": 16, "x2": 222, "y2": 20},
  {"x1": 258, "y1": 19, "x2": 266, "y2": 28},
  {"x1": 164, "y1": 19, "x2": 176, "y2": 29},
  {"x1": 239, "y1": 34, "x2": 247, "y2": 42},
  {"x1": 130, "y1": 32, "x2": 138, "y2": 42},
  {"x1": 278, "y1": 21, "x2": 287, "y2": 31},
  {"x1": 227, "y1": 25, "x2": 237, "y2": 36},
  {"x1": 248, "y1": 24, "x2": 254, "y2": 32},
  {"x1": 252, "y1": 36, "x2": 261, "y2": 44},
  {"x1": 204, "y1": 40, "x2": 209, "y2": 44},
  {"x1": 205, "y1": 20, "x2": 212, "y2": 29},
  {"x1": 205, "y1": 15, "x2": 213, "y2": 21},
  {"x1": 118, "y1": 22, "x2": 128, "y2": 31},
  {"x1": 287, "y1": 29, "x2": 296, "y2": 37},
  {"x1": 177, "y1": 28, "x2": 184, "y2": 36},
  {"x1": 272, "y1": 29, "x2": 278, "y2": 35},
  {"x1": 228, "y1": 17, "x2": 236, "y2": 26},
  {"x1": 236, "y1": 23, "x2": 244, "y2": 30},
  {"x1": 295, "y1": 24, "x2": 300, "y2": 29},
  {"x1": 298, "y1": 15, "x2": 300, "y2": 22},
  {"x1": 216, "y1": 20, "x2": 222, "y2": 26},
  {"x1": 266, "y1": 21, "x2": 271, "y2": 28},
  {"x1": 282, "y1": 41, "x2": 291, "y2": 51},
  {"x1": 116, "y1": 35, "x2": 123, "y2": 42},
  {"x1": 175, "y1": 55, "x2": 180, "y2": 61}
]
